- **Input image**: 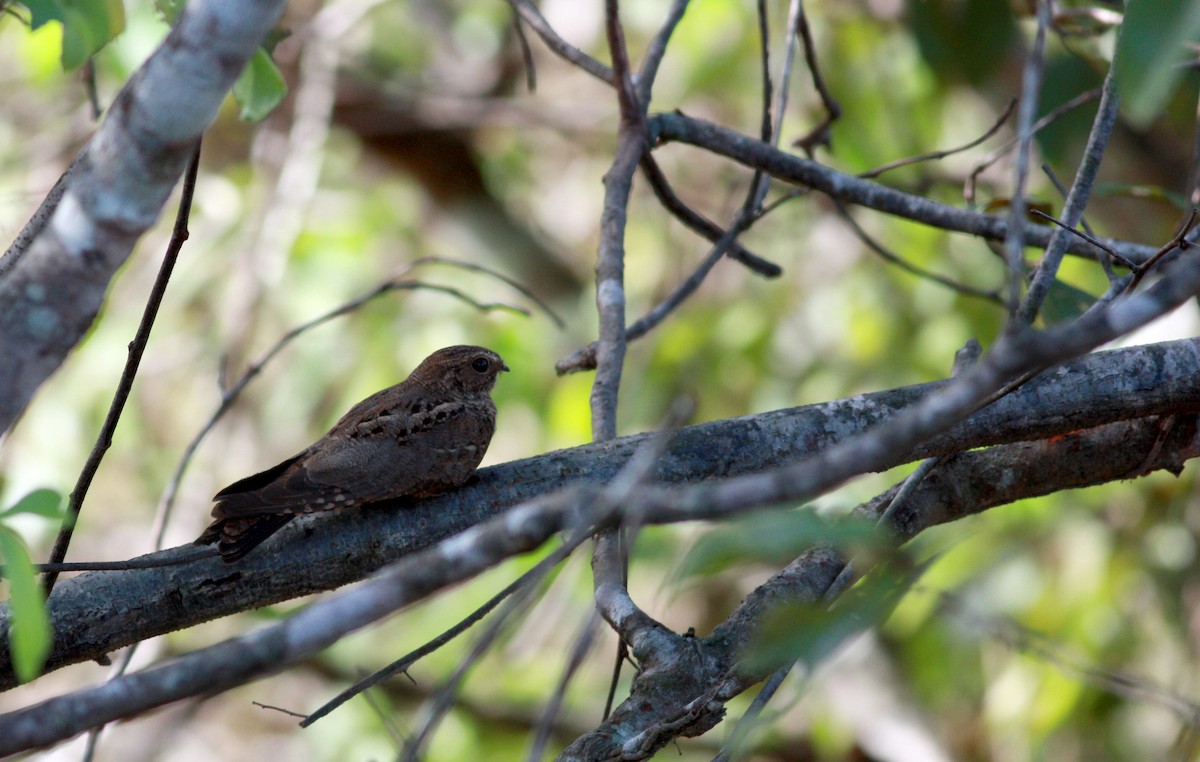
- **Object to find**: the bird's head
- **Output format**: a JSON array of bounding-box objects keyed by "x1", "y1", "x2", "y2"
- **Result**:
[{"x1": 412, "y1": 345, "x2": 509, "y2": 394}]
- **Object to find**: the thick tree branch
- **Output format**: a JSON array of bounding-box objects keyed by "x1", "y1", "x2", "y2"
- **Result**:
[
  {"x1": 0, "y1": 0, "x2": 286, "y2": 434},
  {"x1": 3, "y1": 339, "x2": 1200, "y2": 689},
  {"x1": 562, "y1": 414, "x2": 1200, "y2": 759},
  {"x1": 862, "y1": 415, "x2": 1200, "y2": 537},
  {"x1": 8, "y1": 410, "x2": 1195, "y2": 757}
]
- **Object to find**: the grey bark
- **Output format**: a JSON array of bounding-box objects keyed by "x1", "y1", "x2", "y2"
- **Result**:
[
  {"x1": 2, "y1": 338, "x2": 1199, "y2": 690},
  {"x1": 0, "y1": 0, "x2": 286, "y2": 434},
  {"x1": 649, "y1": 112, "x2": 1162, "y2": 266}
]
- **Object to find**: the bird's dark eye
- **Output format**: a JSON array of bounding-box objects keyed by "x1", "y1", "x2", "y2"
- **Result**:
[{"x1": 471, "y1": 357, "x2": 490, "y2": 373}]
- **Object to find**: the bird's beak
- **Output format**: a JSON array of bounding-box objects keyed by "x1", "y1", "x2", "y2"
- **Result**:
[{"x1": 501, "y1": 363, "x2": 511, "y2": 372}]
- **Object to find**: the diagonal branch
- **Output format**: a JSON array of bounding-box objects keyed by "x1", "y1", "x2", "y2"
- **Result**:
[
  {"x1": 651, "y1": 112, "x2": 1163, "y2": 266},
  {"x1": 42, "y1": 142, "x2": 202, "y2": 595},
  {"x1": 0, "y1": 0, "x2": 287, "y2": 435},
  {"x1": 6, "y1": 337, "x2": 1200, "y2": 690},
  {"x1": 1017, "y1": 34, "x2": 1121, "y2": 324}
]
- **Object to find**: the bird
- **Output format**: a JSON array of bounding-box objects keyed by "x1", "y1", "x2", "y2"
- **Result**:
[{"x1": 195, "y1": 345, "x2": 508, "y2": 561}]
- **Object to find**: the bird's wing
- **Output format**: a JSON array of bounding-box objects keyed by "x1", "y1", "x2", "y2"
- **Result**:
[{"x1": 209, "y1": 389, "x2": 473, "y2": 518}]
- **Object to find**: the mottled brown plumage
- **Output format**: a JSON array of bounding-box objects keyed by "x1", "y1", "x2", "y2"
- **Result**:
[{"x1": 196, "y1": 345, "x2": 508, "y2": 561}]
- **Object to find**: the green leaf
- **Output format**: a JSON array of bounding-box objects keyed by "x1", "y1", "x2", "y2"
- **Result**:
[
  {"x1": 743, "y1": 554, "x2": 930, "y2": 674},
  {"x1": 1116, "y1": 0, "x2": 1200, "y2": 126},
  {"x1": 1042, "y1": 279, "x2": 1096, "y2": 325},
  {"x1": 673, "y1": 510, "x2": 883, "y2": 582},
  {"x1": 232, "y1": 48, "x2": 287, "y2": 122},
  {"x1": 20, "y1": 0, "x2": 125, "y2": 70},
  {"x1": 0, "y1": 528, "x2": 51, "y2": 683},
  {"x1": 0, "y1": 488, "x2": 63, "y2": 520}
]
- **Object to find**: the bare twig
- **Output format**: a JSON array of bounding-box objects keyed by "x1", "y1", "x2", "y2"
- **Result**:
[
  {"x1": 399, "y1": 556, "x2": 552, "y2": 761},
  {"x1": 835, "y1": 203, "x2": 1004, "y2": 303},
  {"x1": 511, "y1": 8, "x2": 537, "y2": 93},
  {"x1": 790, "y1": 0, "x2": 841, "y2": 154},
  {"x1": 527, "y1": 611, "x2": 600, "y2": 762},
  {"x1": 652, "y1": 112, "x2": 1162, "y2": 266},
  {"x1": 860, "y1": 98, "x2": 1016, "y2": 180},
  {"x1": 7, "y1": 547, "x2": 217, "y2": 576},
  {"x1": 1126, "y1": 210, "x2": 1199, "y2": 292},
  {"x1": 505, "y1": 0, "x2": 614, "y2": 85},
  {"x1": 300, "y1": 532, "x2": 590, "y2": 727},
  {"x1": 639, "y1": 154, "x2": 782, "y2": 277},
  {"x1": 711, "y1": 665, "x2": 792, "y2": 762},
  {"x1": 556, "y1": 210, "x2": 782, "y2": 375},
  {"x1": 1018, "y1": 58, "x2": 1120, "y2": 325},
  {"x1": 635, "y1": 0, "x2": 689, "y2": 108},
  {"x1": 411, "y1": 256, "x2": 565, "y2": 328},
  {"x1": 1189, "y1": 89, "x2": 1200, "y2": 206},
  {"x1": 966, "y1": 87, "x2": 1102, "y2": 207},
  {"x1": 253, "y1": 701, "x2": 307, "y2": 719},
  {"x1": 560, "y1": 1, "x2": 771, "y2": 378},
  {"x1": 41, "y1": 142, "x2": 202, "y2": 595},
  {"x1": 1031, "y1": 209, "x2": 1134, "y2": 270},
  {"x1": 1002, "y1": 0, "x2": 1051, "y2": 318}
]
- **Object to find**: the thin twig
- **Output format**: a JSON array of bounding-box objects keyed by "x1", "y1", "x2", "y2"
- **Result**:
[
  {"x1": 510, "y1": 8, "x2": 537, "y2": 93},
  {"x1": 602, "y1": 641, "x2": 626, "y2": 721},
  {"x1": 9, "y1": 546, "x2": 217, "y2": 575},
  {"x1": 635, "y1": 0, "x2": 690, "y2": 109},
  {"x1": 1040, "y1": 164, "x2": 1118, "y2": 281},
  {"x1": 835, "y1": 202, "x2": 1004, "y2": 303},
  {"x1": 1018, "y1": 57, "x2": 1120, "y2": 325},
  {"x1": 775, "y1": 0, "x2": 805, "y2": 144},
  {"x1": 411, "y1": 256, "x2": 565, "y2": 328},
  {"x1": 711, "y1": 665, "x2": 792, "y2": 762},
  {"x1": 763, "y1": 97, "x2": 1016, "y2": 217},
  {"x1": 526, "y1": 610, "x2": 600, "y2": 762},
  {"x1": 556, "y1": 0, "x2": 785, "y2": 379},
  {"x1": 505, "y1": 0, "x2": 614, "y2": 85},
  {"x1": 81, "y1": 57, "x2": 102, "y2": 120},
  {"x1": 1189, "y1": 89, "x2": 1200, "y2": 206},
  {"x1": 1031, "y1": 209, "x2": 1134, "y2": 270},
  {"x1": 1127, "y1": 210, "x2": 1199, "y2": 292},
  {"x1": 639, "y1": 154, "x2": 782, "y2": 277},
  {"x1": 860, "y1": 98, "x2": 1016, "y2": 180},
  {"x1": 749, "y1": 0, "x2": 774, "y2": 207},
  {"x1": 1041, "y1": 164, "x2": 1098, "y2": 239},
  {"x1": 1002, "y1": 0, "x2": 1051, "y2": 318},
  {"x1": 253, "y1": 701, "x2": 308, "y2": 719},
  {"x1": 398, "y1": 560, "x2": 551, "y2": 761},
  {"x1": 362, "y1": 688, "x2": 407, "y2": 752},
  {"x1": 301, "y1": 533, "x2": 590, "y2": 727},
  {"x1": 790, "y1": 0, "x2": 841, "y2": 154},
  {"x1": 41, "y1": 141, "x2": 202, "y2": 595},
  {"x1": 966, "y1": 87, "x2": 1102, "y2": 207}
]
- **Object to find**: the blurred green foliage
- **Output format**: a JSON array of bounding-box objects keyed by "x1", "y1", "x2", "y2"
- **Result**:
[
  {"x1": 0, "y1": 489, "x2": 61, "y2": 683},
  {"x1": 0, "y1": 1, "x2": 1197, "y2": 760}
]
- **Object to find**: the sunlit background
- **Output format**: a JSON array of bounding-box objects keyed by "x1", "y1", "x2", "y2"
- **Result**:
[{"x1": 1, "y1": 1, "x2": 1198, "y2": 760}]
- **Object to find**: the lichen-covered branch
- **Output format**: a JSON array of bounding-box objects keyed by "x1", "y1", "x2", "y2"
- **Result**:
[{"x1": 0, "y1": 0, "x2": 286, "y2": 434}]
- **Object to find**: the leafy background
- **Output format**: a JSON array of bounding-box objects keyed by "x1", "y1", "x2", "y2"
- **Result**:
[{"x1": 1, "y1": 0, "x2": 1199, "y2": 760}]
